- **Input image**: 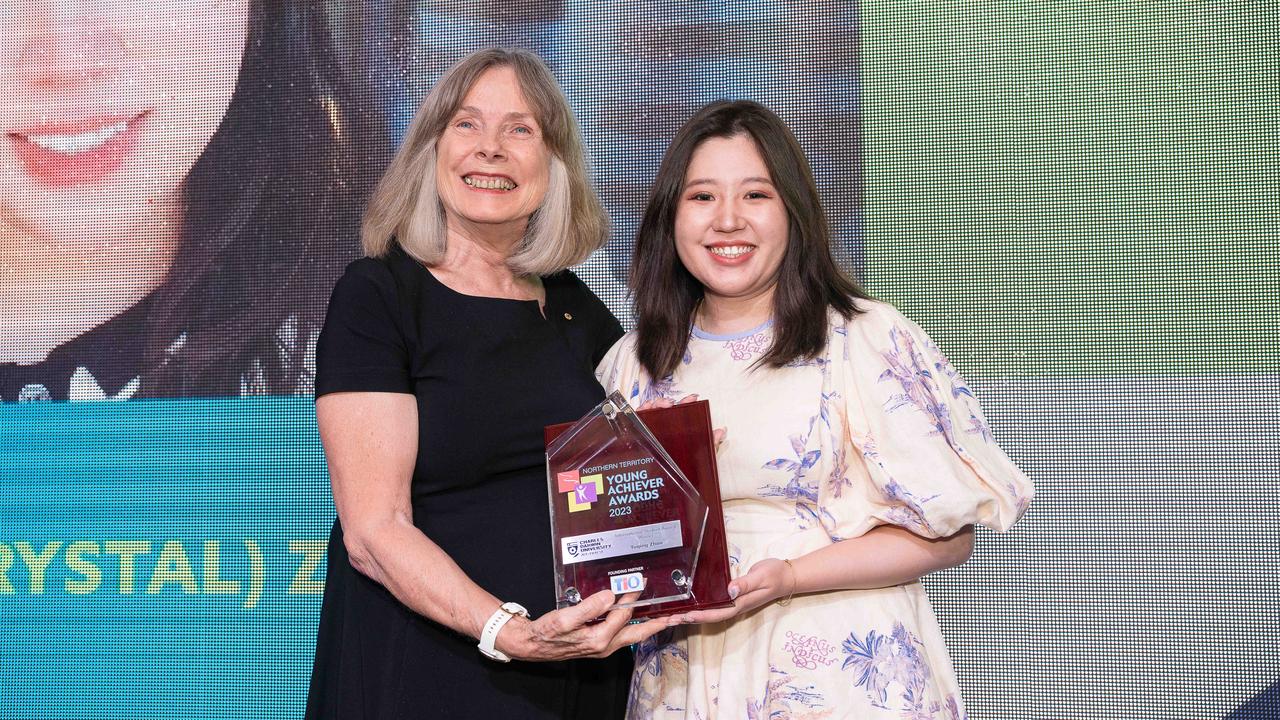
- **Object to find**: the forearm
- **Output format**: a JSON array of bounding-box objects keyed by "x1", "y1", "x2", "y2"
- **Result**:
[
  {"x1": 317, "y1": 394, "x2": 671, "y2": 661},
  {"x1": 347, "y1": 516, "x2": 499, "y2": 640},
  {"x1": 790, "y1": 524, "x2": 974, "y2": 595}
]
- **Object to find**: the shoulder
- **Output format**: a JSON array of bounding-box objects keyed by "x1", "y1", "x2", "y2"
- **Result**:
[
  {"x1": 601, "y1": 330, "x2": 641, "y2": 362},
  {"x1": 547, "y1": 270, "x2": 621, "y2": 328},
  {"x1": 835, "y1": 298, "x2": 926, "y2": 337},
  {"x1": 328, "y1": 256, "x2": 396, "y2": 312},
  {"x1": 547, "y1": 269, "x2": 604, "y2": 305},
  {"x1": 339, "y1": 255, "x2": 394, "y2": 285},
  {"x1": 333, "y1": 244, "x2": 424, "y2": 303},
  {"x1": 595, "y1": 330, "x2": 644, "y2": 389},
  {"x1": 827, "y1": 298, "x2": 942, "y2": 361},
  {"x1": 337, "y1": 242, "x2": 405, "y2": 285}
]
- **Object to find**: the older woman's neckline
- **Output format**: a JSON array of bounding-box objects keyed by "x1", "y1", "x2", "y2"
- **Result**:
[{"x1": 422, "y1": 263, "x2": 546, "y2": 306}]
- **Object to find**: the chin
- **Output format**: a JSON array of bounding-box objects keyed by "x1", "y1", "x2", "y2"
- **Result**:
[{"x1": 463, "y1": 210, "x2": 524, "y2": 225}]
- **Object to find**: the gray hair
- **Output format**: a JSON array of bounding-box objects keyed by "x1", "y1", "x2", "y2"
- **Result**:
[{"x1": 361, "y1": 48, "x2": 608, "y2": 276}]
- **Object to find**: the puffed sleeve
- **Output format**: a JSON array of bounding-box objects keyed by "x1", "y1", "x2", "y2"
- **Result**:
[
  {"x1": 313, "y1": 258, "x2": 413, "y2": 397},
  {"x1": 821, "y1": 302, "x2": 1033, "y2": 539}
]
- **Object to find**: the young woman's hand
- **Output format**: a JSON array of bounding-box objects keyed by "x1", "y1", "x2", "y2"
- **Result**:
[
  {"x1": 636, "y1": 393, "x2": 727, "y2": 446},
  {"x1": 665, "y1": 526, "x2": 978, "y2": 628},
  {"x1": 665, "y1": 557, "x2": 795, "y2": 626},
  {"x1": 635, "y1": 393, "x2": 696, "y2": 411}
]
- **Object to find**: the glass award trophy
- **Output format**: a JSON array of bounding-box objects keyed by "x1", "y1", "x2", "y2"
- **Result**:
[{"x1": 544, "y1": 392, "x2": 732, "y2": 620}]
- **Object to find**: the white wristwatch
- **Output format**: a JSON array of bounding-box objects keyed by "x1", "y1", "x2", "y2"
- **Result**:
[{"x1": 477, "y1": 601, "x2": 529, "y2": 662}]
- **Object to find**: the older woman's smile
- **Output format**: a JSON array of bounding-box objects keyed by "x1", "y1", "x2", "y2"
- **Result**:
[{"x1": 462, "y1": 173, "x2": 517, "y2": 191}]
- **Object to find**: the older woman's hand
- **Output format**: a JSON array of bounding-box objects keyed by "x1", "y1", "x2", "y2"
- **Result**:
[{"x1": 495, "y1": 589, "x2": 669, "y2": 661}]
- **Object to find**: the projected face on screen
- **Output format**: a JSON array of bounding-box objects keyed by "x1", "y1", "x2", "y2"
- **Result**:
[
  {"x1": 0, "y1": 1, "x2": 366, "y2": 402},
  {"x1": 0, "y1": 1, "x2": 250, "y2": 361}
]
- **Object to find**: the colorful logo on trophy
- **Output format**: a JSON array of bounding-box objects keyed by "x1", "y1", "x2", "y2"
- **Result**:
[
  {"x1": 558, "y1": 470, "x2": 604, "y2": 512},
  {"x1": 610, "y1": 571, "x2": 646, "y2": 594}
]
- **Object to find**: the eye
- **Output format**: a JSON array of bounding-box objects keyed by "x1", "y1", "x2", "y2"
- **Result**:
[
  {"x1": 511, "y1": 125, "x2": 533, "y2": 135},
  {"x1": 689, "y1": 192, "x2": 714, "y2": 201},
  {"x1": 455, "y1": 119, "x2": 476, "y2": 130},
  {"x1": 746, "y1": 191, "x2": 771, "y2": 200}
]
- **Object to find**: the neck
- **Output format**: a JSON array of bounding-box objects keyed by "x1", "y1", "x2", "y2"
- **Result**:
[
  {"x1": 0, "y1": 211, "x2": 180, "y2": 365},
  {"x1": 447, "y1": 216, "x2": 529, "y2": 261},
  {"x1": 434, "y1": 219, "x2": 543, "y2": 303},
  {"x1": 696, "y1": 288, "x2": 776, "y2": 336}
]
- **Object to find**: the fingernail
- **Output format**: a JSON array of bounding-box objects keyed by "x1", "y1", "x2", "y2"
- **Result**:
[{"x1": 728, "y1": 586, "x2": 740, "y2": 600}]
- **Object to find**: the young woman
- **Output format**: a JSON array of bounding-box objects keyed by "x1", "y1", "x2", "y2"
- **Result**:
[
  {"x1": 0, "y1": 0, "x2": 373, "y2": 401},
  {"x1": 598, "y1": 100, "x2": 1034, "y2": 719}
]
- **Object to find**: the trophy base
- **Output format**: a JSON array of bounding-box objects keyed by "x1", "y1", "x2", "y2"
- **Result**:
[{"x1": 559, "y1": 589, "x2": 693, "y2": 610}]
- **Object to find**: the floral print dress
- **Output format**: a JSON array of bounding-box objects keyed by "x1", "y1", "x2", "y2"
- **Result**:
[{"x1": 596, "y1": 300, "x2": 1034, "y2": 720}]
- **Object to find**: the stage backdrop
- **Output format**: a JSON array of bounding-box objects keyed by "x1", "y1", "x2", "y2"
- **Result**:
[{"x1": 1, "y1": 2, "x2": 1275, "y2": 719}]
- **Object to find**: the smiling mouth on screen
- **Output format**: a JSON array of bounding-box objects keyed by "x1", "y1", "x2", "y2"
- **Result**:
[{"x1": 8, "y1": 110, "x2": 152, "y2": 188}]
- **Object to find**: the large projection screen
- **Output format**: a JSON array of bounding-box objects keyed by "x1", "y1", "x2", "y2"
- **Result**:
[{"x1": 2, "y1": 2, "x2": 1275, "y2": 719}]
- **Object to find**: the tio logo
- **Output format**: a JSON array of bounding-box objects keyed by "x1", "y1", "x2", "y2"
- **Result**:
[{"x1": 610, "y1": 571, "x2": 646, "y2": 594}]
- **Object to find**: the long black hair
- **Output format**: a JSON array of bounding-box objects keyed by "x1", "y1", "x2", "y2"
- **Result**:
[
  {"x1": 142, "y1": 0, "x2": 379, "y2": 397},
  {"x1": 630, "y1": 100, "x2": 871, "y2": 380}
]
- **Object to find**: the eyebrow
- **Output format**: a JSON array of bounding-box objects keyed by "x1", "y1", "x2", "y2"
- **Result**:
[
  {"x1": 456, "y1": 105, "x2": 536, "y2": 122},
  {"x1": 684, "y1": 176, "x2": 776, "y2": 188}
]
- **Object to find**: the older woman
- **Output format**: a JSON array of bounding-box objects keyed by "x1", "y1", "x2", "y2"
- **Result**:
[{"x1": 305, "y1": 49, "x2": 663, "y2": 719}]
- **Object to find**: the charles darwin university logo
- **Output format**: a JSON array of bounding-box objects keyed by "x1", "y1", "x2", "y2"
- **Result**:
[{"x1": 557, "y1": 470, "x2": 604, "y2": 513}]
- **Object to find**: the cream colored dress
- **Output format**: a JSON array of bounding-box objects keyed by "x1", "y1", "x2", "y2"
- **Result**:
[{"x1": 596, "y1": 300, "x2": 1033, "y2": 720}]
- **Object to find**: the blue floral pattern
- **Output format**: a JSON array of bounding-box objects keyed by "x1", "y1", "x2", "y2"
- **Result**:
[
  {"x1": 761, "y1": 431, "x2": 821, "y2": 503},
  {"x1": 877, "y1": 327, "x2": 957, "y2": 442},
  {"x1": 842, "y1": 623, "x2": 966, "y2": 719},
  {"x1": 745, "y1": 665, "x2": 831, "y2": 720},
  {"x1": 628, "y1": 629, "x2": 689, "y2": 720},
  {"x1": 594, "y1": 301, "x2": 1031, "y2": 719},
  {"x1": 878, "y1": 326, "x2": 997, "y2": 449}
]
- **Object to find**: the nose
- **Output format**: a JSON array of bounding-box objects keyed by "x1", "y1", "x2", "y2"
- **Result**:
[
  {"x1": 711, "y1": 198, "x2": 745, "y2": 233},
  {"x1": 17, "y1": 16, "x2": 127, "y2": 89},
  {"x1": 474, "y1": 126, "x2": 507, "y2": 161}
]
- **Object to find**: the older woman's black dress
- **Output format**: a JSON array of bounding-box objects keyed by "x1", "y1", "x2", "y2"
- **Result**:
[{"x1": 305, "y1": 244, "x2": 629, "y2": 719}]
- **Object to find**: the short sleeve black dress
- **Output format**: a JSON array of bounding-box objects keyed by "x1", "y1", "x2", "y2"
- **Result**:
[{"x1": 305, "y1": 244, "x2": 629, "y2": 719}]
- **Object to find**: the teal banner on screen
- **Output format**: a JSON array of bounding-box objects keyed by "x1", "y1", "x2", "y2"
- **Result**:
[{"x1": 0, "y1": 399, "x2": 332, "y2": 719}]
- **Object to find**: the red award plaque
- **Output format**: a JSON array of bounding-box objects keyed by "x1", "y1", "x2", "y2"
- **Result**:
[{"x1": 544, "y1": 393, "x2": 732, "y2": 620}]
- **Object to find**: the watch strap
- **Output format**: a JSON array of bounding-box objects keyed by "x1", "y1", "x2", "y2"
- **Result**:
[{"x1": 477, "y1": 602, "x2": 528, "y2": 662}]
